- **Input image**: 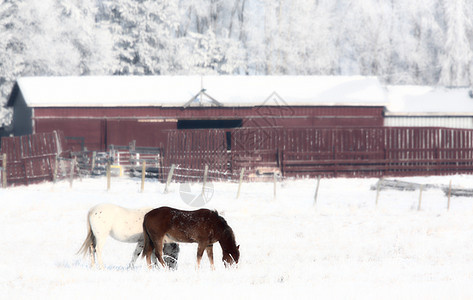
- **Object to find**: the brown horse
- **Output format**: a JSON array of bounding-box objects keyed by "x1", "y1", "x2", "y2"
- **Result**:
[{"x1": 142, "y1": 207, "x2": 240, "y2": 270}]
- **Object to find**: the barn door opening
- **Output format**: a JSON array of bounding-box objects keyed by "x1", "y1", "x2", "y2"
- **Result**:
[
  {"x1": 225, "y1": 131, "x2": 232, "y2": 151},
  {"x1": 177, "y1": 119, "x2": 242, "y2": 129}
]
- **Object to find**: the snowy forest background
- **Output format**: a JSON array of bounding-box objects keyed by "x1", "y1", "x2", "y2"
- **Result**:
[{"x1": 1, "y1": 0, "x2": 473, "y2": 125}]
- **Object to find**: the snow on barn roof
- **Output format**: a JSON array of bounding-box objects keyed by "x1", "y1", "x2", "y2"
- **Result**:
[
  {"x1": 12, "y1": 75, "x2": 387, "y2": 108},
  {"x1": 386, "y1": 85, "x2": 473, "y2": 116}
]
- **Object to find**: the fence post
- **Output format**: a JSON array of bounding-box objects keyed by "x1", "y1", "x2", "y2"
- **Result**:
[
  {"x1": 273, "y1": 172, "x2": 277, "y2": 199},
  {"x1": 2, "y1": 154, "x2": 6, "y2": 188},
  {"x1": 107, "y1": 160, "x2": 111, "y2": 191},
  {"x1": 69, "y1": 157, "x2": 76, "y2": 188},
  {"x1": 141, "y1": 161, "x2": 146, "y2": 193},
  {"x1": 53, "y1": 155, "x2": 58, "y2": 183},
  {"x1": 91, "y1": 151, "x2": 96, "y2": 174},
  {"x1": 236, "y1": 168, "x2": 244, "y2": 199},
  {"x1": 23, "y1": 160, "x2": 29, "y2": 186},
  {"x1": 201, "y1": 164, "x2": 209, "y2": 197},
  {"x1": 313, "y1": 175, "x2": 321, "y2": 206},
  {"x1": 164, "y1": 164, "x2": 176, "y2": 194},
  {"x1": 447, "y1": 179, "x2": 452, "y2": 210},
  {"x1": 375, "y1": 178, "x2": 383, "y2": 206},
  {"x1": 417, "y1": 184, "x2": 423, "y2": 211}
]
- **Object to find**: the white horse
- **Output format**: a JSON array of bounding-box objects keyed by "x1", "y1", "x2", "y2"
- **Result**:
[{"x1": 77, "y1": 203, "x2": 179, "y2": 269}]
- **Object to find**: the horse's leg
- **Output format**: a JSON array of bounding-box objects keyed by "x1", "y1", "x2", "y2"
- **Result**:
[
  {"x1": 196, "y1": 243, "x2": 206, "y2": 269},
  {"x1": 146, "y1": 250, "x2": 153, "y2": 269},
  {"x1": 151, "y1": 251, "x2": 158, "y2": 266},
  {"x1": 95, "y1": 237, "x2": 106, "y2": 270},
  {"x1": 153, "y1": 238, "x2": 166, "y2": 268},
  {"x1": 163, "y1": 243, "x2": 179, "y2": 270},
  {"x1": 142, "y1": 231, "x2": 154, "y2": 269},
  {"x1": 89, "y1": 243, "x2": 96, "y2": 268},
  {"x1": 206, "y1": 245, "x2": 215, "y2": 270},
  {"x1": 144, "y1": 243, "x2": 158, "y2": 268},
  {"x1": 144, "y1": 238, "x2": 154, "y2": 269},
  {"x1": 128, "y1": 241, "x2": 144, "y2": 268}
]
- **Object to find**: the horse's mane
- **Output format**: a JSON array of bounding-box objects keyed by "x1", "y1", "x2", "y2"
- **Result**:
[
  {"x1": 208, "y1": 210, "x2": 235, "y2": 243},
  {"x1": 210, "y1": 209, "x2": 226, "y2": 224},
  {"x1": 215, "y1": 212, "x2": 229, "y2": 226}
]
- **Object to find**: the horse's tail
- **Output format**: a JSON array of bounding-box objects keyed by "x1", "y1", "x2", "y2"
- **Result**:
[
  {"x1": 77, "y1": 210, "x2": 96, "y2": 257},
  {"x1": 141, "y1": 219, "x2": 154, "y2": 259}
]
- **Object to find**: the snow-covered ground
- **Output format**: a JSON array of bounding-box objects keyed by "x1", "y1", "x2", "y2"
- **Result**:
[{"x1": 2, "y1": 175, "x2": 473, "y2": 299}]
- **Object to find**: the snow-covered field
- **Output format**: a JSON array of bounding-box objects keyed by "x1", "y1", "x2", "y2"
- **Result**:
[{"x1": 2, "y1": 175, "x2": 473, "y2": 299}]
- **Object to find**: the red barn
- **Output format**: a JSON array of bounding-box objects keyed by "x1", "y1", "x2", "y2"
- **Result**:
[{"x1": 6, "y1": 76, "x2": 387, "y2": 152}]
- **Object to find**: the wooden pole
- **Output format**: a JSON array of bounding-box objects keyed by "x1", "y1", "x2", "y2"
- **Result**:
[
  {"x1": 201, "y1": 164, "x2": 209, "y2": 197},
  {"x1": 23, "y1": 160, "x2": 29, "y2": 186},
  {"x1": 376, "y1": 178, "x2": 383, "y2": 206},
  {"x1": 69, "y1": 157, "x2": 76, "y2": 188},
  {"x1": 164, "y1": 164, "x2": 176, "y2": 194},
  {"x1": 53, "y1": 155, "x2": 58, "y2": 183},
  {"x1": 2, "y1": 154, "x2": 6, "y2": 188},
  {"x1": 141, "y1": 161, "x2": 146, "y2": 193},
  {"x1": 273, "y1": 172, "x2": 277, "y2": 199},
  {"x1": 91, "y1": 151, "x2": 96, "y2": 174},
  {"x1": 417, "y1": 184, "x2": 423, "y2": 211},
  {"x1": 236, "y1": 168, "x2": 244, "y2": 199},
  {"x1": 313, "y1": 175, "x2": 321, "y2": 206},
  {"x1": 106, "y1": 161, "x2": 111, "y2": 191},
  {"x1": 447, "y1": 179, "x2": 452, "y2": 210}
]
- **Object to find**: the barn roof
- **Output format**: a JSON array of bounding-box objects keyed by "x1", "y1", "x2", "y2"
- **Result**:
[
  {"x1": 7, "y1": 75, "x2": 387, "y2": 108},
  {"x1": 385, "y1": 86, "x2": 473, "y2": 116}
]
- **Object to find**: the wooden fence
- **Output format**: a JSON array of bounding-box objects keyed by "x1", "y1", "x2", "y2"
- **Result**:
[
  {"x1": 3, "y1": 127, "x2": 473, "y2": 185},
  {"x1": 0, "y1": 131, "x2": 68, "y2": 186},
  {"x1": 164, "y1": 129, "x2": 231, "y2": 181},
  {"x1": 163, "y1": 127, "x2": 473, "y2": 181}
]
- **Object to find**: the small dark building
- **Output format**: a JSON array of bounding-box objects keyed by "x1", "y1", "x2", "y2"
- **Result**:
[{"x1": 6, "y1": 76, "x2": 387, "y2": 152}]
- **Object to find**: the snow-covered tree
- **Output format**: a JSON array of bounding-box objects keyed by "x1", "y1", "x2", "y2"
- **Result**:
[
  {"x1": 279, "y1": 0, "x2": 339, "y2": 75},
  {"x1": 338, "y1": 0, "x2": 393, "y2": 78},
  {"x1": 439, "y1": 0, "x2": 473, "y2": 86},
  {"x1": 176, "y1": 0, "x2": 245, "y2": 74},
  {"x1": 98, "y1": 0, "x2": 237, "y2": 75},
  {"x1": 15, "y1": 0, "x2": 110, "y2": 76},
  {"x1": 0, "y1": 1, "x2": 23, "y2": 96},
  {"x1": 0, "y1": 0, "x2": 21, "y2": 125},
  {"x1": 0, "y1": 0, "x2": 113, "y2": 94},
  {"x1": 381, "y1": 0, "x2": 444, "y2": 84},
  {"x1": 57, "y1": 0, "x2": 115, "y2": 75},
  {"x1": 2, "y1": 0, "x2": 473, "y2": 123}
]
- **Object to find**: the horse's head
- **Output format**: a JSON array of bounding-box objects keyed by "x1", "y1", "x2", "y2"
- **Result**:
[
  {"x1": 219, "y1": 222, "x2": 240, "y2": 267},
  {"x1": 222, "y1": 245, "x2": 240, "y2": 267}
]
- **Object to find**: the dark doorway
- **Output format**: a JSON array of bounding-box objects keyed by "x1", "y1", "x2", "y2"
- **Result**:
[
  {"x1": 177, "y1": 119, "x2": 242, "y2": 129},
  {"x1": 225, "y1": 131, "x2": 232, "y2": 151}
]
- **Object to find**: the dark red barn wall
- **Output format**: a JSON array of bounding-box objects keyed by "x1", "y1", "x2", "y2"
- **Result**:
[
  {"x1": 34, "y1": 118, "x2": 177, "y2": 152},
  {"x1": 106, "y1": 120, "x2": 176, "y2": 148},
  {"x1": 32, "y1": 106, "x2": 384, "y2": 152},
  {"x1": 32, "y1": 106, "x2": 384, "y2": 122},
  {"x1": 35, "y1": 119, "x2": 106, "y2": 151}
]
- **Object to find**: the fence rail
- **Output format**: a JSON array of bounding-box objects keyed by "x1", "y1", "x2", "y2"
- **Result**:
[
  {"x1": 4, "y1": 127, "x2": 473, "y2": 186},
  {"x1": 162, "y1": 127, "x2": 473, "y2": 181},
  {"x1": 0, "y1": 131, "x2": 69, "y2": 186}
]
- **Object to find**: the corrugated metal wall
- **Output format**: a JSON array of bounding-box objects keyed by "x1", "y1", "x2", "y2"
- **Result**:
[{"x1": 385, "y1": 116, "x2": 473, "y2": 129}]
